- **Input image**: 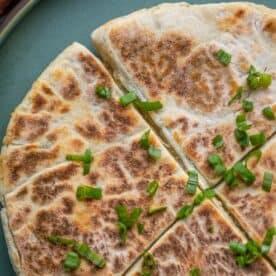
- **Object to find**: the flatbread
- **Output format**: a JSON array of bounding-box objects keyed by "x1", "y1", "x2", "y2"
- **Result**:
[
  {"x1": 92, "y1": 2, "x2": 276, "y2": 185},
  {"x1": 2, "y1": 131, "x2": 195, "y2": 275},
  {"x1": 128, "y1": 201, "x2": 273, "y2": 275},
  {"x1": 217, "y1": 135, "x2": 276, "y2": 264},
  {"x1": 0, "y1": 42, "x2": 147, "y2": 194}
]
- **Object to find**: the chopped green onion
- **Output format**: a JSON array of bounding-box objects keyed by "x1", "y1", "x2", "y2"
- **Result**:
[
  {"x1": 224, "y1": 169, "x2": 238, "y2": 188},
  {"x1": 193, "y1": 193, "x2": 205, "y2": 206},
  {"x1": 141, "y1": 252, "x2": 156, "y2": 276},
  {"x1": 146, "y1": 180, "x2": 159, "y2": 197},
  {"x1": 236, "y1": 113, "x2": 252, "y2": 131},
  {"x1": 207, "y1": 153, "x2": 226, "y2": 176},
  {"x1": 261, "y1": 227, "x2": 276, "y2": 254},
  {"x1": 245, "y1": 150, "x2": 262, "y2": 166},
  {"x1": 262, "y1": 106, "x2": 275, "y2": 120},
  {"x1": 229, "y1": 241, "x2": 247, "y2": 255},
  {"x1": 148, "y1": 146, "x2": 161, "y2": 160},
  {"x1": 140, "y1": 130, "x2": 151, "y2": 150},
  {"x1": 190, "y1": 268, "x2": 201, "y2": 276},
  {"x1": 234, "y1": 129, "x2": 249, "y2": 149},
  {"x1": 119, "y1": 91, "x2": 137, "y2": 106},
  {"x1": 147, "y1": 205, "x2": 167, "y2": 215},
  {"x1": 95, "y1": 86, "x2": 111, "y2": 99},
  {"x1": 262, "y1": 172, "x2": 273, "y2": 192},
  {"x1": 215, "y1": 49, "x2": 232, "y2": 65},
  {"x1": 65, "y1": 155, "x2": 84, "y2": 162},
  {"x1": 247, "y1": 65, "x2": 272, "y2": 90},
  {"x1": 137, "y1": 223, "x2": 144, "y2": 235},
  {"x1": 186, "y1": 171, "x2": 198, "y2": 195},
  {"x1": 176, "y1": 204, "x2": 194, "y2": 220},
  {"x1": 233, "y1": 162, "x2": 256, "y2": 185},
  {"x1": 76, "y1": 185, "x2": 102, "y2": 200},
  {"x1": 203, "y1": 188, "x2": 216, "y2": 198},
  {"x1": 48, "y1": 236, "x2": 76, "y2": 246},
  {"x1": 249, "y1": 132, "x2": 266, "y2": 146},
  {"x1": 228, "y1": 86, "x2": 243, "y2": 106},
  {"x1": 212, "y1": 135, "x2": 224, "y2": 148},
  {"x1": 117, "y1": 222, "x2": 127, "y2": 243},
  {"x1": 136, "y1": 100, "x2": 163, "y2": 111},
  {"x1": 64, "y1": 251, "x2": 81, "y2": 272},
  {"x1": 242, "y1": 100, "x2": 254, "y2": 112}
]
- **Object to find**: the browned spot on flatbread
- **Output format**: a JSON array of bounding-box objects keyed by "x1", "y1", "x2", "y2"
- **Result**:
[
  {"x1": 31, "y1": 163, "x2": 78, "y2": 204},
  {"x1": 60, "y1": 74, "x2": 81, "y2": 100},
  {"x1": 5, "y1": 145, "x2": 60, "y2": 186},
  {"x1": 10, "y1": 206, "x2": 31, "y2": 231},
  {"x1": 75, "y1": 118, "x2": 103, "y2": 140},
  {"x1": 263, "y1": 17, "x2": 276, "y2": 42}
]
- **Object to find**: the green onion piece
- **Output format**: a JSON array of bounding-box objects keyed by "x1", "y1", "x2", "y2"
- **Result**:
[
  {"x1": 95, "y1": 86, "x2": 111, "y2": 99},
  {"x1": 141, "y1": 252, "x2": 157, "y2": 276},
  {"x1": 140, "y1": 130, "x2": 151, "y2": 150},
  {"x1": 229, "y1": 241, "x2": 247, "y2": 255},
  {"x1": 245, "y1": 150, "x2": 262, "y2": 166},
  {"x1": 76, "y1": 185, "x2": 102, "y2": 200},
  {"x1": 128, "y1": 208, "x2": 143, "y2": 228},
  {"x1": 176, "y1": 204, "x2": 194, "y2": 220},
  {"x1": 224, "y1": 169, "x2": 238, "y2": 188},
  {"x1": 247, "y1": 65, "x2": 272, "y2": 90},
  {"x1": 136, "y1": 100, "x2": 163, "y2": 111},
  {"x1": 117, "y1": 222, "x2": 127, "y2": 243},
  {"x1": 193, "y1": 193, "x2": 205, "y2": 206},
  {"x1": 115, "y1": 204, "x2": 142, "y2": 229},
  {"x1": 73, "y1": 242, "x2": 106, "y2": 268},
  {"x1": 261, "y1": 227, "x2": 276, "y2": 254},
  {"x1": 207, "y1": 153, "x2": 226, "y2": 176},
  {"x1": 147, "y1": 205, "x2": 167, "y2": 215},
  {"x1": 66, "y1": 154, "x2": 84, "y2": 162},
  {"x1": 233, "y1": 162, "x2": 256, "y2": 185},
  {"x1": 83, "y1": 163, "x2": 91, "y2": 175},
  {"x1": 242, "y1": 100, "x2": 254, "y2": 112},
  {"x1": 64, "y1": 251, "x2": 81, "y2": 272},
  {"x1": 186, "y1": 171, "x2": 198, "y2": 195},
  {"x1": 236, "y1": 113, "x2": 252, "y2": 131},
  {"x1": 148, "y1": 146, "x2": 161, "y2": 160},
  {"x1": 83, "y1": 149, "x2": 93, "y2": 163},
  {"x1": 262, "y1": 106, "x2": 275, "y2": 120},
  {"x1": 249, "y1": 132, "x2": 266, "y2": 146},
  {"x1": 137, "y1": 223, "x2": 144, "y2": 235},
  {"x1": 262, "y1": 172, "x2": 273, "y2": 192},
  {"x1": 48, "y1": 236, "x2": 76, "y2": 246},
  {"x1": 215, "y1": 49, "x2": 232, "y2": 65},
  {"x1": 146, "y1": 180, "x2": 159, "y2": 197},
  {"x1": 234, "y1": 129, "x2": 249, "y2": 149},
  {"x1": 212, "y1": 135, "x2": 224, "y2": 148},
  {"x1": 203, "y1": 188, "x2": 216, "y2": 199},
  {"x1": 228, "y1": 86, "x2": 243, "y2": 106},
  {"x1": 119, "y1": 91, "x2": 137, "y2": 106},
  {"x1": 190, "y1": 268, "x2": 201, "y2": 276}
]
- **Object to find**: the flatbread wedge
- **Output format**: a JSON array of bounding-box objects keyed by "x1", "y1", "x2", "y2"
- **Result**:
[
  {"x1": 128, "y1": 201, "x2": 274, "y2": 275},
  {"x1": 217, "y1": 135, "x2": 276, "y2": 264},
  {"x1": 92, "y1": 2, "x2": 276, "y2": 186}
]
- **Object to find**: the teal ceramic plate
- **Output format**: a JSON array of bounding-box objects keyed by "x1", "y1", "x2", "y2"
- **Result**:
[{"x1": 0, "y1": 0, "x2": 275, "y2": 274}]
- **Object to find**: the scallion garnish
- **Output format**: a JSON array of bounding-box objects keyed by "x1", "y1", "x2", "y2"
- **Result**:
[
  {"x1": 234, "y1": 129, "x2": 249, "y2": 149},
  {"x1": 215, "y1": 49, "x2": 232, "y2": 65},
  {"x1": 212, "y1": 135, "x2": 224, "y2": 148},
  {"x1": 117, "y1": 222, "x2": 127, "y2": 243},
  {"x1": 139, "y1": 131, "x2": 161, "y2": 160},
  {"x1": 186, "y1": 171, "x2": 198, "y2": 195},
  {"x1": 190, "y1": 268, "x2": 201, "y2": 276},
  {"x1": 146, "y1": 180, "x2": 159, "y2": 197},
  {"x1": 140, "y1": 130, "x2": 151, "y2": 150},
  {"x1": 176, "y1": 204, "x2": 194, "y2": 219},
  {"x1": 242, "y1": 100, "x2": 254, "y2": 112},
  {"x1": 64, "y1": 251, "x2": 81, "y2": 272},
  {"x1": 148, "y1": 146, "x2": 161, "y2": 160},
  {"x1": 76, "y1": 185, "x2": 102, "y2": 200},
  {"x1": 262, "y1": 106, "x2": 275, "y2": 120},
  {"x1": 261, "y1": 227, "x2": 276, "y2": 254},
  {"x1": 66, "y1": 149, "x2": 93, "y2": 175},
  {"x1": 228, "y1": 86, "x2": 243, "y2": 106},
  {"x1": 203, "y1": 188, "x2": 216, "y2": 198},
  {"x1": 249, "y1": 132, "x2": 266, "y2": 146},
  {"x1": 224, "y1": 168, "x2": 238, "y2": 188},
  {"x1": 48, "y1": 236, "x2": 106, "y2": 268},
  {"x1": 137, "y1": 223, "x2": 144, "y2": 235},
  {"x1": 236, "y1": 113, "x2": 252, "y2": 131},
  {"x1": 262, "y1": 172, "x2": 273, "y2": 192},
  {"x1": 119, "y1": 91, "x2": 137, "y2": 106},
  {"x1": 136, "y1": 100, "x2": 163, "y2": 111},
  {"x1": 141, "y1": 252, "x2": 157, "y2": 276},
  {"x1": 245, "y1": 149, "x2": 262, "y2": 166},
  {"x1": 147, "y1": 205, "x2": 167, "y2": 215},
  {"x1": 247, "y1": 65, "x2": 272, "y2": 90},
  {"x1": 95, "y1": 86, "x2": 111, "y2": 99},
  {"x1": 233, "y1": 162, "x2": 256, "y2": 185},
  {"x1": 207, "y1": 153, "x2": 226, "y2": 176}
]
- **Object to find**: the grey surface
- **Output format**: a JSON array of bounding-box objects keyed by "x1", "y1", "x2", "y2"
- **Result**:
[{"x1": 0, "y1": 1, "x2": 275, "y2": 275}]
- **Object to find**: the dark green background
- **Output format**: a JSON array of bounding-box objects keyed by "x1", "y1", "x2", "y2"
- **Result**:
[{"x1": 0, "y1": 1, "x2": 275, "y2": 274}]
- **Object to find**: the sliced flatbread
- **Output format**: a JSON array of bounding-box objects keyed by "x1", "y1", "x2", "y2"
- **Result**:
[
  {"x1": 92, "y1": 2, "x2": 276, "y2": 185},
  {"x1": 2, "y1": 131, "x2": 196, "y2": 275},
  {"x1": 0, "y1": 42, "x2": 147, "y2": 195},
  {"x1": 217, "y1": 135, "x2": 276, "y2": 264},
  {"x1": 128, "y1": 201, "x2": 274, "y2": 275}
]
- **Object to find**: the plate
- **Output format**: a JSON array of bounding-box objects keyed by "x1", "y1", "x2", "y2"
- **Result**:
[{"x1": 0, "y1": 0, "x2": 275, "y2": 274}]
